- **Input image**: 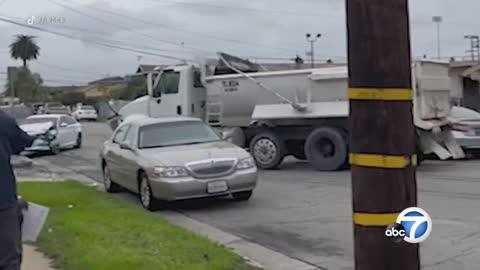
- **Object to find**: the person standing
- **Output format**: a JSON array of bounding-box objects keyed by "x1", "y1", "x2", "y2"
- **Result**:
[{"x1": 0, "y1": 110, "x2": 34, "y2": 270}]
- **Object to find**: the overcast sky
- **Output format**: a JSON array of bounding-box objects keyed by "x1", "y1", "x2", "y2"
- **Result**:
[{"x1": 0, "y1": 0, "x2": 479, "y2": 89}]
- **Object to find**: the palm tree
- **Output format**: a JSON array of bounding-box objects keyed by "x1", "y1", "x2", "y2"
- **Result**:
[{"x1": 9, "y1": 35, "x2": 40, "y2": 68}]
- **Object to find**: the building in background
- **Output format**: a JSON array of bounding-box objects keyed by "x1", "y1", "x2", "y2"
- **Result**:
[{"x1": 449, "y1": 60, "x2": 480, "y2": 111}]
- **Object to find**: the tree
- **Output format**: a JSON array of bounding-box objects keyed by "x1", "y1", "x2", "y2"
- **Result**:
[
  {"x1": 114, "y1": 77, "x2": 147, "y2": 100},
  {"x1": 60, "y1": 91, "x2": 86, "y2": 106},
  {"x1": 5, "y1": 69, "x2": 44, "y2": 102},
  {"x1": 9, "y1": 35, "x2": 40, "y2": 67}
]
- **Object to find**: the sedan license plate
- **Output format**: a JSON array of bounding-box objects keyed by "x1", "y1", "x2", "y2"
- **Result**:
[{"x1": 207, "y1": 181, "x2": 228, "y2": 194}]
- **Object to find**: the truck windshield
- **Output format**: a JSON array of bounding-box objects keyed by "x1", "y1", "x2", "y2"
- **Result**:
[
  {"x1": 153, "y1": 71, "x2": 180, "y2": 96},
  {"x1": 138, "y1": 121, "x2": 220, "y2": 149}
]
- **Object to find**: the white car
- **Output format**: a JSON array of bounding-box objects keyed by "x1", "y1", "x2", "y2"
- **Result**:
[
  {"x1": 19, "y1": 114, "x2": 82, "y2": 154},
  {"x1": 450, "y1": 106, "x2": 480, "y2": 155},
  {"x1": 73, "y1": 105, "x2": 98, "y2": 121}
]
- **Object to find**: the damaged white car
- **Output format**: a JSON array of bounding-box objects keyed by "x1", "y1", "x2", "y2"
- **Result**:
[{"x1": 19, "y1": 114, "x2": 82, "y2": 154}]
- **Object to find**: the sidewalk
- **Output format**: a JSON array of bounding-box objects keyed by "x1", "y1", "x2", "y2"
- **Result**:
[{"x1": 22, "y1": 245, "x2": 55, "y2": 270}]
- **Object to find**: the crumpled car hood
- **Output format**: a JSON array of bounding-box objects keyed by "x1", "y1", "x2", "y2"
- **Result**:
[{"x1": 20, "y1": 122, "x2": 54, "y2": 136}]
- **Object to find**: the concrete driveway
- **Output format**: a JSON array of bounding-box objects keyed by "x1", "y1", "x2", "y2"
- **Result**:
[{"x1": 32, "y1": 122, "x2": 480, "y2": 270}]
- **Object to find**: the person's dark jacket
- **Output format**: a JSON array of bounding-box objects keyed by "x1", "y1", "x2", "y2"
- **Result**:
[{"x1": 0, "y1": 111, "x2": 34, "y2": 210}]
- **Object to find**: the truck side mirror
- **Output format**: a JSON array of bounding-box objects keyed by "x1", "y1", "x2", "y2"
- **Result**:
[{"x1": 147, "y1": 73, "x2": 154, "y2": 97}]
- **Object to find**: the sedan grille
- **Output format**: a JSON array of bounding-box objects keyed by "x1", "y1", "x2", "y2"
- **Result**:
[{"x1": 186, "y1": 159, "x2": 237, "y2": 178}]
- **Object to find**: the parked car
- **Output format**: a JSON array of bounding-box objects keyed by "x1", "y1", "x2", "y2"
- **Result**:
[
  {"x1": 100, "y1": 116, "x2": 258, "y2": 211},
  {"x1": 45, "y1": 106, "x2": 71, "y2": 115},
  {"x1": 450, "y1": 106, "x2": 480, "y2": 154},
  {"x1": 19, "y1": 114, "x2": 82, "y2": 154},
  {"x1": 73, "y1": 105, "x2": 98, "y2": 121}
]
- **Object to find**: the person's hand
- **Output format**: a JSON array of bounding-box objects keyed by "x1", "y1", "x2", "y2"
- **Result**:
[{"x1": 17, "y1": 196, "x2": 29, "y2": 211}]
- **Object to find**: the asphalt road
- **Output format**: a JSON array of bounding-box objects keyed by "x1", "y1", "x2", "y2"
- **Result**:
[{"x1": 37, "y1": 122, "x2": 480, "y2": 270}]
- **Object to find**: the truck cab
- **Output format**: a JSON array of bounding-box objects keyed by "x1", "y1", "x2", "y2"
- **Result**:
[{"x1": 119, "y1": 65, "x2": 206, "y2": 121}]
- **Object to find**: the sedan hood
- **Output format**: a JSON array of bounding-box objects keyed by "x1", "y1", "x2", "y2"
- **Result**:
[
  {"x1": 20, "y1": 122, "x2": 53, "y2": 136},
  {"x1": 139, "y1": 140, "x2": 248, "y2": 166}
]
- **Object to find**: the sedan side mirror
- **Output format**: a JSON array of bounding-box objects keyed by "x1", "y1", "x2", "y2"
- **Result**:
[
  {"x1": 60, "y1": 122, "x2": 68, "y2": 128},
  {"x1": 120, "y1": 142, "x2": 132, "y2": 150}
]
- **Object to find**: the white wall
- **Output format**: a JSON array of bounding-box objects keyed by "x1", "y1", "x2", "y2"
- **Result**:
[{"x1": 449, "y1": 67, "x2": 465, "y2": 99}]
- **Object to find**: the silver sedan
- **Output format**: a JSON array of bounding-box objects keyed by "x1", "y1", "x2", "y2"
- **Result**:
[{"x1": 100, "y1": 116, "x2": 258, "y2": 211}]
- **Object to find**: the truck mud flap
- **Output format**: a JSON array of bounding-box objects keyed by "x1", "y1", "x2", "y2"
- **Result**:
[
  {"x1": 442, "y1": 130, "x2": 465, "y2": 159},
  {"x1": 417, "y1": 129, "x2": 465, "y2": 160}
]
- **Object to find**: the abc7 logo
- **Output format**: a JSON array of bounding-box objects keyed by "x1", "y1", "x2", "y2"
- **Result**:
[
  {"x1": 385, "y1": 207, "x2": 432, "y2": 244},
  {"x1": 385, "y1": 223, "x2": 406, "y2": 243}
]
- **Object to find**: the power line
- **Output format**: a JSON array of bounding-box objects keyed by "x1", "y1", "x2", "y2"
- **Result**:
[
  {"x1": 62, "y1": 0, "x2": 298, "y2": 54},
  {"x1": 144, "y1": 0, "x2": 480, "y2": 28},
  {"x1": 144, "y1": 0, "x2": 333, "y2": 17},
  {"x1": 0, "y1": 16, "x2": 196, "y2": 62},
  {"x1": 45, "y1": 0, "x2": 210, "y2": 55},
  {"x1": 42, "y1": 78, "x2": 87, "y2": 84},
  {"x1": 0, "y1": 13, "x2": 199, "y2": 57},
  {"x1": 35, "y1": 61, "x2": 105, "y2": 77}
]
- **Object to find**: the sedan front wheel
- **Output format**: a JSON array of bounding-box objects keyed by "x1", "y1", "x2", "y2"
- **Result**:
[
  {"x1": 103, "y1": 164, "x2": 121, "y2": 193},
  {"x1": 139, "y1": 173, "x2": 164, "y2": 211}
]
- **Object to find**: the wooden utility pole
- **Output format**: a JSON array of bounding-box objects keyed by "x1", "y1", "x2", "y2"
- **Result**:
[{"x1": 346, "y1": 0, "x2": 420, "y2": 269}]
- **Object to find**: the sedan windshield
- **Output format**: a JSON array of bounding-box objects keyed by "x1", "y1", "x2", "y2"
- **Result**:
[
  {"x1": 451, "y1": 106, "x2": 480, "y2": 121},
  {"x1": 20, "y1": 117, "x2": 58, "y2": 126},
  {"x1": 81, "y1": 106, "x2": 95, "y2": 111},
  {"x1": 138, "y1": 121, "x2": 220, "y2": 149}
]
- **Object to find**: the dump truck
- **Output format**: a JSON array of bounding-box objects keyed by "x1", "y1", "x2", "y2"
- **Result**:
[{"x1": 112, "y1": 53, "x2": 464, "y2": 171}]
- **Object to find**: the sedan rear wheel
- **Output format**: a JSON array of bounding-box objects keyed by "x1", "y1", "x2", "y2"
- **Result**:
[
  {"x1": 74, "y1": 133, "x2": 82, "y2": 149},
  {"x1": 139, "y1": 173, "x2": 163, "y2": 211}
]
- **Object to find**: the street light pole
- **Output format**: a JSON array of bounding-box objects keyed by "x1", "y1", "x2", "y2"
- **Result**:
[
  {"x1": 306, "y1": 33, "x2": 322, "y2": 68},
  {"x1": 464, "y1": 35, "x2": 480, "y2": 62},
  {"x1": 432, "y1": 16, "x2": 442, "y2": 59}
]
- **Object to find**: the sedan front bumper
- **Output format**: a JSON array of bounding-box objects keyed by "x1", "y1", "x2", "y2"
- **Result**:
[
  {"x1": 24, "y1": 138, "x2": 54, "y2": 152},
  {"x1": 149, "y1": 167, "x2": 258, "y2": 201}
]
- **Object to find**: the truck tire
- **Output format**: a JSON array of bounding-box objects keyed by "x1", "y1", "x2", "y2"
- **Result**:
[
  {"x1": 249, "y1": 132, "x2": 286, "y2": 170},
  {"x1": 305, "y1": 127, "x2": 348, "y2": 171}
]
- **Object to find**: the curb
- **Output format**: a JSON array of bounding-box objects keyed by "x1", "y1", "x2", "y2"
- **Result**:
[
  {"x1": 24, "y1": 158, "x2": 322, "y2": 270},
  {"x1": 12, "y1": 155, "x2": 33, "y2": 168}
]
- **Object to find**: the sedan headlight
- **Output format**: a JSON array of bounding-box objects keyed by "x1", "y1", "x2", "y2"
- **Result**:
[
  {"x1": 236, "y1": 157, "x2": 256, "y2": 170},
  {"x1": 153, "y1": 166, "x2": 189, "y2": 178},
  {"x1": 46, "y1": 129, "x2": 57, "y2": 140}
]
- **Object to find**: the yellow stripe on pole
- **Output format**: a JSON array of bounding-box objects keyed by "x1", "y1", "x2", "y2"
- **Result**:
[
  {"x1": 349, "y1": 154, "x2": 417, "y2": 169},
  {"x1": 348, "y1": 88, "x2": 413, "y2": 101},
  {"x1": 353, "y1": 212, "x2": 400, "y2": 226}
]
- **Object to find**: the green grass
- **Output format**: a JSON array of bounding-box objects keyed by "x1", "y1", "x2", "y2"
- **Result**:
[{"x1": 18, "y1": 181, "x2": 253, "y2": 270}]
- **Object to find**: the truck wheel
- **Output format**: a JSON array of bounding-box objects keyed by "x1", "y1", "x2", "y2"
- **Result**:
[
  {"x1": 305, "y1": 127, "x2": 348, "y2": 171},
  {"x1": 249, "y1": 132, "x2": 286, "y2": 169}
]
